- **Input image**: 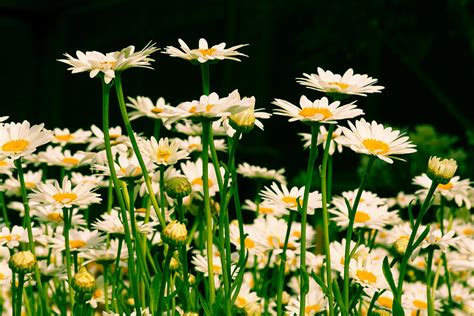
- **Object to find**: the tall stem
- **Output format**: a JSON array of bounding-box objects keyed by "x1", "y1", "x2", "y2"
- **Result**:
[
  {"x1": 343, "y1": 156, "x2": 376, "y2": 310},
  {"x1": 426, "y1": 247, "x2": 435, "y2": 316},
  {"x1": 276, "y1": 211, "x2": 295, "y2": 316},
  {"x1": 157, "y1": 246, "x2": 175, "y2": 314},
  {"x1": 0, "y1": 189, "x2": 10, "y2": 228},
  {"x1": 201, "y1": 120, "x2": 215, "y2": 307},
  {"x1": 320, "y1": 124, "x2": 335, "y2": 315},
  {"x1": 200, "y1": 63, "x2": 210, "y2": 95},
  {"x1": 101, "y1": 80, "x2": 141, "y2": 315},
  {"x1": 299, "y1": 124, "x2": 320, "y2": 315},
  {"x1": 114, "y1": 73, "x2": 166, "y2": 228},
  {"x1": 62, "y1": 207, "x2": 75, "y2": 308}
]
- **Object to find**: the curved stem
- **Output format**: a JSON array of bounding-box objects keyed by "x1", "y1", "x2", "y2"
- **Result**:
[
  {"x1": 0, "y1": 189, "x2": 10, "y2": 228},
  {"x1": 320, "y1": 124, "x2": 335, "y2": 315},
  {"x1": 101, "y1": 80, "x2": 141, "y2": 316},
  {"x1": 343, "y1": 156, "x2": 376, "y2": 310},
  {"x1": 299, "y1": 124, "x2": 320, "y2": 315},
  {"x1": 114, "y1": 73, "x2": 166, "y2": 228}
]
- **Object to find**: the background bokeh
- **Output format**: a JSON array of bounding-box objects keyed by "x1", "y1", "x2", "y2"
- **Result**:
[{"x1": 1, "y1": 0, "x2": 473, "y2": 194}]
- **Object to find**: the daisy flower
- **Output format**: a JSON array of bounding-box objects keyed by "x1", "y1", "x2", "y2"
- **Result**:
[
  {"x1": 234, "y1": 284, "x2": 261, "y2": 310},
  {"x1": 260, "y1": 182, "x2": 321, "y2": 215},
  {"x1": 413, "y1": 173, "x2": 472, "y2": 209},
  {"x1": 180, "y1": 158, "x2": 223, "y2": 198},
  {"x1": 242, "y1": 199, "x2": 288, "y2": 217},
  {"x1": 179, "y1": 135, "x2": 227, "y2": 153},
  {"x1": 87, "y1": 125, "x2": 129, "y2": 150},
  {"x1": 272, "y1": 96, "x2": 363, "y2": 124},
  {"x1": 334, "y1": 189, "x2": 387, "y2": 208},
  {"x1": 32, "y1": 205, "x2": 86, "y2": 227},
  {"x1": 93, "y1": 152, "x2": 154, "y2": 179},
  {"x1": 174, "y1": 120, "x2": 227, "y2": 136},
  {"x1": 80, "y1": 239, "x2": 129, "y2": 265},
  {"x1": 48, "y1": 229, "x2": 105, "y2": 252},
  {"x1": 330, "y1": 239, "x2": 367, "y2": 273},
  {"x1": 163, "y1": 38, "x2": 248, "y2": 63},
  {"x1": 300, "y1": 125, "x2": 344, "y2": 155},
  {"x1": 403, "y1": 282, "x2": 442, "y2": 315},
  {"x1": 0, "y1": 261, "x2": 12, "y2": 285},
  {"x1": 420, "y1": 229, "x2": 462, "y2": 252},
  {"x1": 338, "y1": 118, "x2": 417, "y2": 163},
  {"x1": 3, "y1": 169, "x2": 43, "y2": 196},
  {"x1": 0, "y1": 226, "x2": 30, "y2": 248},
  {"x1": 0, "y1": 121, "x2": 51, "y2": 159},
  {"x1": 387, "y1": 191, "x2": 416, "y2": 208},
  {"x1": 38, "y1": 146, "x2": 91, "y2": 169},
  {"x1": 58, "y1": 42, "x2": 159, "y2": 84},
  {"x1": 229, "y1": 222, "x2": 270, "y2": 257},
  {"x1": 71, "y1": 172, "x2": 108, "y2": 188},
  {"x1": 297, "y1": 67, "x2": 384, "y2": 96},
  {"x1": 349, "y1": 256, "x2": 388, "y2": 290},
  {"x1": 139, "y1": 137, "x2": 189, "y2": 166},
  {"x1": 92, "y1": 209, "x2": 159, "y2": 235},
  {"x1": 252, "y1": 216, "x2": 300, "y2": 252},
  {"x1": 0, "y1": 157, "x2": 14, "y2": 176},
  {"x1": 286, "y1": 279, "x2": 328, "y2": 315},
  {"x1": 29, "y1": 177, "x2": 101, "y2": 209},
  {"x1": 237, "y1": 163, "x2": 287, "y2": 184},
  {"x1": 51, "y1": 128, "x2": 92, "y2": 145},
  {"x1": 222, "y1": 94, "x2": 271, "y2": 136},
  {"x1": 126, "y1": 96, "x2": 174, "y2": 121}
]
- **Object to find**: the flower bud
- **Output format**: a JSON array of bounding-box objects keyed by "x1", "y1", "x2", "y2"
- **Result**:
[
  {"x1": 188, "y1": 273, "x2": 196, "y2": 285},
  {"x1": 427, "y1": 156, "x2": 457, "y2": 185},
  {"x1": 393, "y1": 236, "x2": 409, "y2": 255},
  {"x1": 183, "y1": 313, "x2": 199, "y2": 316},
  {"x1": 162, "y1": 221, "x2": 187, "y2": 246},
  {"x1": 72, "y1": 267, "x2": 96, "y2": 293},
  {"x1": 165, "y1": 177, "x2": 192, "y2": 199},
  {"x1": 281, "y1": 291, "x2": 290, "y2": 305},
  {"x1": 169, "y1": 256, "x2": 180, "y2": 271},
  {"x1": 244, "y1": 302, "x2": 261, "y2": 316},
  {"x1": 9, "y1": 251, "x2": 37, "y2": 274},
  {"x1": 373, "y1": 309, "x2": 391, "y2": 316},
  {"x1": 229, "y1": 103, "x2": 256, "y2": 133}
]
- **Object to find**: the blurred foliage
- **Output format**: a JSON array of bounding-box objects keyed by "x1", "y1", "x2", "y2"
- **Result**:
[{"x1": 358, "y1": 124, "x2": 471, "y2": 196}]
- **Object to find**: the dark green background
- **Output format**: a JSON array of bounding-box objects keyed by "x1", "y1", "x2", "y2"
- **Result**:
[{"x1": 1, "y1": 0, "x2": 473, "y2": 193}]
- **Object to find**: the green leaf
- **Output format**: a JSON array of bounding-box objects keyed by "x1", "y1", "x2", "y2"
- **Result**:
[
  {"x1": 382, "y1": 256, "x2": 398, "y2": 295},
  {"x1": 310, "y1": 271, "x2": 329, "y2": 295},
  {"x1": 150, "y1": 272, "x2": 162, "y2": 312},
  {"x1": 412, "y1": 225, "x2": 431, "y2": 251},
  {"x1": 300, "y1": 269, "x2": 310, "y2": 295},
  {"x1": 332, "y1": 280, "x2": 347, "y2": 316}
]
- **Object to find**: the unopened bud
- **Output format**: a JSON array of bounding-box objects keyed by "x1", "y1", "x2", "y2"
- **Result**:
[
  {"x1": 163, "y1": 221, "x2": 188, "y2": 246},
  {"x1": 165, "y1": 177, "x2": 192, "y2": 199},
  {"x1": 72, "y1": 267, "x2": 96, "y2": 293},
  {"x1": 427, "y1": 156, "x2": 457, "y2": 185},
  {"x1": 9, "y1": 251, "x2": 36, "y2": 274},
  {"x1": 229, "y1": 103, "x2": 256, "y2": 133},
  {"x1": 393, "y1": 236, "x2": 409, "y2": 255}
]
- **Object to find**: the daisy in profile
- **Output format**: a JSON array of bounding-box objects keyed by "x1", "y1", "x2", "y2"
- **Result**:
[
  {"x1": 0, "y1": 261, "x2": 12, "y2": 286},
  {"x1": 29, "y1": 177, "x2": 101, "y2": 209},
  {"x1": 38, "y1": 146, "x2": 91, "y2": 169},
  {"x1": 3, "y1": 169, "x2": 43, "y2": 196},
  {"x1": 71, "y1": 172, "x2": 108, "y2": 188},
  {"x1": 163, "y1": 38, "x2": 248, "y2": 63},
  {"x1": 229, "y1": 222, "x2": 269, "y2": 257},
  {"x1": 51, "y1": 128, "x2": 92, "y2": 146},
  {"x1": 234, "y1": 284, "x2": 261, "y2": 311},
  {"x1": 300, "y1": 125, "x2": 344, "y2": 154},
  {"x1": 0, "y1": 226, "x2": 30, "y2": 248},
  {"x1": 58, "y1": 42, "x2": 159, "y2": 84},
  {"x1": 237, "y1": 163, "x2": 287, "y2": 184},
  {"x1": 87, "y1": 125, "x2": 129, "y2": 150},
  {"x1": 139, "y1": 137, "x2": 189, "y2": 166},
  {"x1": 126, "y1": 96, "x2": 174, "y2": 122},
  {"x1": 297, "y1": 67, "x2": 384, "y2": 96},
  {"x1": 260, "y1": 182, "x2": 322, "y2": 214},
  {"x1": 286, "y1": 279, "x2": 328, "y2": 315},
  {"x1": 413, "y1": 173, "x2": 472, "y2": 209},
  {"x1": 48, "y1": 229, "x2": 105, "y2": 252},
  {"x1": 242, "y1": 199, "x2": 288, "y2": 217},
  {"x1": 180, "y1": 158, "x2": 223, "y2": 198},
  {"x1": 0, "y1": 121, "x2": 51, "y2": 159},
  {"x1": 32, "y1": 205, "x2": 86, "y2": 227},
  {"x1": 272, "y1": 96, "x2": 363, "y2": 124},
  {"x1": 175, "y1": 120, "x2": 227, "y2": 136},
  {"x1": 179, "y1": 135, "x2": 227, "y2": 153},
  {"x1": 349, "y1": 256, "x2": 388, "y2": 290},
  {"x1": 338, "y1": 118, "x2": 417, "y2": 163}
]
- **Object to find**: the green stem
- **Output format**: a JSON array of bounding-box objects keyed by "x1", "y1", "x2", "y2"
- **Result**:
[
  {"x1": 112, "y1": 237, "x2": 123, "y2": 311},
  {"x1": 320, "y1": 124, "x2": 335, "y2": 315},
  {"x1": 15, "y1": 273, "x2": 25, "y2": 316},
  {"x1": 276, "y1": 211, "x2": 295, "y2": 316},
  {"x1": 101, "y1": 79, "x2": 141, "y2": 316},
  {"x1": 426, "y1": 247, "x2": 435, "y2": 316},
  {"x1": 157, "y1": 247, "x2": 174, "y2": 314},
  {"x1": 343, "y1": 156, "x2": 376, "y2": 311},
  {"x1": 14, "y1": 158, "x2": 47, "y2": 315},
  {"x1": 299, "y1": 124, "x2": 320, "y2": 315},
  {"x1": 159, "y1": 165, "x2": 166, "y2": 220},
  {"x1": 103, "y1": 264, "x2": 109, "y2": 312},
  {"x1": 154, "y1": 119, "x2": 162, "y2": 140},
  {"x1": 0, "y1": 189, "x2": 10, "y2": 228},
  {"x1": 62, "y1": 207, "x2": 75, "y2": 309},
  {"x1": 200, "y1": 63, "x2": 210, "y2": 95},
  {"x1": 114, "y1": 73, "x2": 166, "y2": 228},
  {"x1": 201, "y1": 120, "x2": 215, "y2": 308}
]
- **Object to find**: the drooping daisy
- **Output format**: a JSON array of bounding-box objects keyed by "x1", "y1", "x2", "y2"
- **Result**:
[
  {"x1": 180, "y1": 158, "x2": 223, "y2": 198},
  {"x1": 51, "y1": 128, "x2": 92, "y2": 145},
  {"x1": 179, "y1": 135, "x2": 227, "y2": 153},
  {"x1": 272, "y1": 96, "x2": 363, "y2": 124},
  {"x1": 349, "y1": 256, "x2": 388, "y2": 290},
  {"x1": 87, "y1": 125, "x2": 129, "y2": 150},
  {"x1": 338, "y1": 118, "x2": 417, "y2": 163},
  {"x1": 58, "y1": 42, "x2": 159, "y2": 84},
  {"x1": 300, "y1": 125, "x2": 344, "y2": 155},
  {"x1": 163, "y1": 38, "x2": 248, "y2": 63},
  {"x1": 297, "y1": 67, "x2": 384, "y2": 96},
  {"x1": 126, "y1": 96, "x2": 174, "y2": 121},
  {"x1": 0, "y1": 121, "x2": 51, "y2": 159},
  {"x1": 29, "y1": 177, "x2": 101, "y2": 209},
  {"x1": 413, "y1": 173, "x2": 472, "y2": 209},
  {"x1": 38, "y1": 146, "x2": 91, "y2": 169},
  {"x1": 3, "y1": 169, "x2": 43, "y2": 196},
  {"x1": 260, "y1": 182, "x2": 322, "y2": 215},
  {"x1": 237, "y1": 163, "x2": 287, "y2": 185},
  {"x1": 139, "y1": 137, "x2": 189, "y2": 166}
]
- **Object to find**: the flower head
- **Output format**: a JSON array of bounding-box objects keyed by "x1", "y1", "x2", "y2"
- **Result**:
[
  {"x1": 427, "y1": 156, "x2": 457, "y2": 184},
  {"x1": 163, "y1": 38, "x2": 248, "y2": 64},
  {"x1": 297, "y1": 67, "x2": 384, "y2": 96},
  {"x1": 58, "y1": 42, "x2": 159, "y2": 84},
  {"x1": 0, "y1": 121, "x2": 51, "y2": 159},
  {"x1": 139, "y1": 137, "x2": 189, "y2": 166},
  {"x1": 126, "y1": 96, "x2": 173, "y2": 121},
  {"x1": 338, "y1": 118, "x2": 416, "y2": 163}
]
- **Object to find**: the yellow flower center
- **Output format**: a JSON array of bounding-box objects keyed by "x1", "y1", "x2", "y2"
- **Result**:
[
  {"x1": 258, "y1": 207, "x2": 274, "y2": 214},
  {"x1": 47, "y1": 212, "x2": 63, "y2": 222},
  {"x1": 151, "y1": 108, "x2": 163, "y2": 114},
  {"x1": 299, "y1": 107, "x2": 332, "y2": 119},
  {"x1": 281, "y1": 196, "x2": 300, "y2": 208},
  {"x1": 188, "y1": 143, "x2": 200, "y2": 150},
  {"x1": 109, "y1": 134, "x2": 120, "y2": 140},
  {"x1": 454, "y1": 295, "x2": 462, "y2": 302},
  {"x1": 462, "y1": 228, "x2": 474, "y2": 236},
  {"x1": 0, "y1": 234, "x2": 20, "y2": 241},
  {"x1": 267, "y1": 236, "x2": 281, "y2": 248},
  {"x1": 2, "y1": 140, "x2": 29, "y2": 153},
  {"x1": 292, "y1": 230, "x2": 301, "y2": 238},
  {"x1": 0, "y1": 272, "x2": 4, "y2": 280},
  {"x1": 136, "y1": 208, "x2": 147, "y2": 214},
  {"x1": 305, "y1": 304, "x2": 321, "y2": 314},
  {"x1": 53, "y1": 192, "x2": 78, "y2": 204},
  {"x1": 235, "y1": 296, "x2": 248, "y2": 308},
  {"x1": 0, "y1": 160, "x2": 8, "y2": 167},
  {"x1": 356, "y1": 270, "x2": 377, "y2": 284},
  {"x1": 70, "y1": 240, "x2": 87, "y2": 249},
  {"x1": 25, "y1": 182, "x2": 36, "y2": 189},
  {"x1": 238, "y1": 237, "x2": 256, "y2": 249},
  {"x1": 199, "y1": 48, "x2": 217, "y2": 56},
  {"x1": 156, "y1": 147, "x2": 172, "y2": 162},
  {"x1": 55, "y1": 134, "x2": 73, "y2": 142},
  {"x1": 354, "y1": 211, "x2": 371, "y2": 223},
  {"x1": 328, "y1": 82, "x2": 350, "y2": 89},
  {"x1": 413, "y1": 299, "x2": 428, "y2": 310},
  {"x1": 363, "y1": 139, "x2": 390, "y2": 155},
  {"x1": 191, "y1": 177, "x2": 213, "y2": 187},
  {"x1": 94, "y1": 289, "x2": 103, "y2": 298},
  {"x1": 62, "y1": 157, "x2": 80, "y2": 165},
  {"x1": 212, "y1": 264, "x2": 222, "y2": 273},
  {"x1": 437, "y1": 182, "x2": 453, "y2": 190},
  {"x1": 377, "y1": 296, "x2": 393, "y2": 309}
]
